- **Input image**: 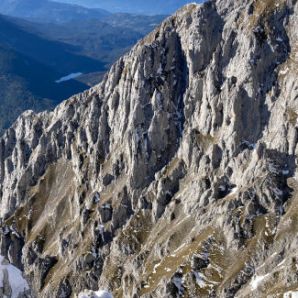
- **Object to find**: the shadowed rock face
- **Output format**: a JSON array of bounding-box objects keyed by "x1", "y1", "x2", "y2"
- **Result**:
[{"x1": 0, "y1": 0, "x2": 298, "y2": 297}]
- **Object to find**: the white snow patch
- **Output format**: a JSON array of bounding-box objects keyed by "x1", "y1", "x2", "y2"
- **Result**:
[
  {"x1": 219, "y1": 185, "x2": 226, "y2": 191},
  {"x1": 173, "y1": 276, "x2": 183, "y2": 294},
  {"x1": 98, "y1": 224, "x2": 105, "y2": 240},
  {"x1": 78, "y1": 289, "x2": 113, "y2": 298},
  {"x1": 193, "y1": 271, "x2": 207, "y2": 288},
  {"x1": 273, "y1": 187, "x2": 284, "y2": 197},
  {"x1": 277, "y1": 259, "x2": 286, "y2": 267},
  {"x1": 55, "y1": 72, "x2": 82, "y2": 83},
  {"x1": 280, "y1": 67, "x2": 289, "y2": 75},
  {"x1": 241, "y1": 140, "x2": 256, "y2": 150},
  {"x1": 173, "y1": 243, "x2": 186, "y2": 253},
  {"x1": 102, "y1": 204, "x2": 111, "y2": 209},
  {"x1": 157, "y1": 64, "x2": 163, "y2": 75},
  {"x1": 284, "y1": 291, "x2": 298, "y2": 298},
  {"x1": 0, "y1": 255, "x2": 29, "y2": 298},
  {"x1": 282, "y1": 169, "x2": 290, "y2": 176},
  {"x1": 229, "y1": 187, "x2": 238, "y2": 195},
  {"x1": 250, "y1": 274, "x2": 270, "y2": 290},
  {"x1": 93, "y1": 192, "x2": 100, "y2": 203},
  {"x1": 153, "y1": 263, "x2": 161, "y2": 274}
]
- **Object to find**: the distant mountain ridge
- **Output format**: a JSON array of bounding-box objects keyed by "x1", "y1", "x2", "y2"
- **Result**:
[
  {"x1": 0, "y1": 43, "x2": 88, "y2": 135},
  {"x1": 15, "y1": 14, "x2": 165, "y2": 63},
  {"x1": 0, "y1": 0, "x2": 110, "y2": 23},
  {"x1": 51, "y1": 0, "x2": 203, "y2": 14},
  {"x1": 0, "y1": 14, "x2": 104, "y2": 134},
  {"x1": 0, "y1": 9, "x2": 166, "y2": 135},
  {"x1": 0, "y1": 14, "x2": 105, "y2": 74}
]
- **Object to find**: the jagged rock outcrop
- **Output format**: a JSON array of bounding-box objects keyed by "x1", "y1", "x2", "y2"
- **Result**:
[{"x1": 0, "y1": 0, "x2": 298, "y2": 297}]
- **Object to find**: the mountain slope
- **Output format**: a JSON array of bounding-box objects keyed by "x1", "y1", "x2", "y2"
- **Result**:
[
  {"x1": 0, "y1": 0, "x2": 298, "y2": 297},
  {"x1": 0, "y1": 0, "x2": 109, "y2": 23}
]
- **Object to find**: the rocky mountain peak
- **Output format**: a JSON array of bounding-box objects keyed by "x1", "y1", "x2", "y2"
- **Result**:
[{"x1": 0, "y1": 0, "x2": 298, "y2": 297}]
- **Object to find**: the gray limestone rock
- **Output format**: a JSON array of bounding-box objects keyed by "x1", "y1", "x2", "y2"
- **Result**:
[{"x1": 0, "y1": 0, "x2": 298, "y2": 297}]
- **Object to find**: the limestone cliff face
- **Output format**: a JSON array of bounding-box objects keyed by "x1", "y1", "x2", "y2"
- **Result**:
[{"x1": 0, "y1": 0, "x2": 298, "y2": 297}]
